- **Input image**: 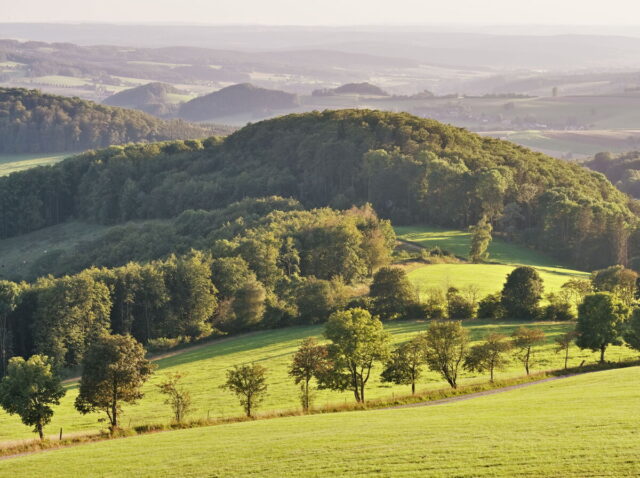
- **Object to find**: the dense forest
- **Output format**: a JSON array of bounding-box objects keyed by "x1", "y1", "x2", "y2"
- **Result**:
[
  {"x1": 585, "y1": 151, "x2": 640, "y2": 199},
  {"x1": 178, "y1": 83, "x2": 299, "y2": 121},
  {"x1": 0, "y1": 88, "x2": 230, "y2": 153},
  {"x1": 0, "y1": 198, "x2": 394, "y2": 368},
  {"x1": 1, "y1": 109, "x2": 636, "y2": 270}
]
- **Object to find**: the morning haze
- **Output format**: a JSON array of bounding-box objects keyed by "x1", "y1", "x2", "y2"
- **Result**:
[{"x1": 0, "y1": 1, "x2": 639, "y2": 477}]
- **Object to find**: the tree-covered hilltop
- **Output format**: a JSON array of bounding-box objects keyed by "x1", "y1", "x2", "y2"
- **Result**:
[
  {"x1": 178, "y1": 83, "x2": 299, "y2": 121},
  {"x1": 0, "y1": 87, "x2": 230, "y2": 153},
  {"x1": 0, "y1": 109, "x2": 637, "y2": 269},
  {"x1": 102, "y1": 82, "x2": 182, "y2": 117},
  {"x1": 584, "y1": 151, "x2": 640, "y2": 199}
]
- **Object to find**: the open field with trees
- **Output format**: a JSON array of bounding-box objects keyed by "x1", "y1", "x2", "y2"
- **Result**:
[
  {"x1": 2, "y1": 365, "x2": 639, "y2": 477},
  {"x1": 0, "y1": 319, "x2": 634, "y2": 443},
  {"x1": 395, "y1": 225, "x2": 589, "y2": 298}
]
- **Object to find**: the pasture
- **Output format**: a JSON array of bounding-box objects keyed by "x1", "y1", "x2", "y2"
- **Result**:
[
  {"x1": 0, "y1": 319, "x2": 633, "y2": 443},
  {"x1": 0, "y1": 153, "x2": 68, "y2": 176},
  {"x1": 2, "y1": 365, "x2": 639, "y2": 476},
  {"x1": 395, "y1": 226, "x2": 589, "y2": 297}
]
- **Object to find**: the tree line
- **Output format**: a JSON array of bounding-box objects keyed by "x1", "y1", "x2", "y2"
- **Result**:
[
  {"x1": 1, "y1": 110, "x2": 637, "y2": 271},
  {"x1": 0, "y1": 202, "x2": 394, "y2": 370},
  {"x1": 5, "y1": 281, "x2": 640, "y2": 441}
]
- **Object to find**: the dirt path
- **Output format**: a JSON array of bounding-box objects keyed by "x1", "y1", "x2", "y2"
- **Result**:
[{"x1": 383, "y1": 374, "x2": 577, "y2": 410}]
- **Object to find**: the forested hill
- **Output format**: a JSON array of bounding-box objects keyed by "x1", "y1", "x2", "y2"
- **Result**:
[
  {"x1": 178, "y1": 83, "x2": 299, "y2": 121},
  {"x1": 102, "y1": 82, "x2": 181, "y2": 117},
  {"x1": 584, "y1": 151, "x2": 640, "y2": 199},
  {"x1": 0, "y1": 87, "x2": 229, "y2": 153},
  {"x1": 1, "y1": 109, "x2": 637, "y2": 270}
]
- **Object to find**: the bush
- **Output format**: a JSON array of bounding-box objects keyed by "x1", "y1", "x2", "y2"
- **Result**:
[
  {"x1": 542, "y1": 302, "x2": 575, "y2": 322},
  {"x1": 147, "y1": 336, "x2": 191, "y2": 353},
  {"x1": 447, "y1": 295, "x2": 476, "y2": 320},
  {"x1": 477, "y1": 293, "x2": 504, "y2": 320}
]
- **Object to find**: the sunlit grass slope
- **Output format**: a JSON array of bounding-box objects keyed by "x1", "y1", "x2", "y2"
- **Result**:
[
  {"x1": 3, "y1": 366, "x2": 640, "y2": 477},
  {"x1": 395, "y1": 226, "x2": 589, "y2": 297},
  {"x1": 0, "y1": 153, "x2": 68, "y2": 176},
  {"x1": 0, "y1": 320, "x2": 634, "y2": 443}
]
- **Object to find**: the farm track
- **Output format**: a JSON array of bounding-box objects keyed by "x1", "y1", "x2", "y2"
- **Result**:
[
  {"x1": 1, "y1": 369, "x2": 587, "y2": 461},
  {"x1": 384, "y1": 373, "x2": 579, "y2": 410}
]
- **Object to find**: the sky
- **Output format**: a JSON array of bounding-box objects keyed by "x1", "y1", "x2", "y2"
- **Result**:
[{"x1": 2, "y1": 0, "x2": 640, "y2": 26}]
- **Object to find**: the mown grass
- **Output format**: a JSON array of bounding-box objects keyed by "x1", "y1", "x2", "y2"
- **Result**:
[
  {"x1": 2, "y1": 365, "x2": 639, "y2": 477},
  {"x1": 0, "y1": 319, "x2": 635, "y2": 444},
  {"x1": 408, "y1": 263, "x2": 588, "y2": 298},
  {"x1": 0, "y1": 153, "x2": 68, "y2": 176}
]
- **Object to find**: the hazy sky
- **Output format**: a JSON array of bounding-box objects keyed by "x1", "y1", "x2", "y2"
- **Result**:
[{"x1": 2, "y1": 0, "x2": 640, "y2": 26}]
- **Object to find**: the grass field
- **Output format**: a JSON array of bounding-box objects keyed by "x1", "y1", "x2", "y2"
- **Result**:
[
  {"x1": 395, "y1": 226, "x2": 589, "y2": 297},
  {"x1": 0, "y1": 222, "x2": 108, "y2": 281},
  {"x1": 0, "y1": 319, "x2": 634, "y2": 444},
  {"x1": 2, "y1": 365, "x2": 639, "y2": 476},
  {"x1": 0, "y1": 153, "x2": 68, "y2": 176},
  {"x1": 408, "y1": 263, "x2": 587, "y2": 298}
]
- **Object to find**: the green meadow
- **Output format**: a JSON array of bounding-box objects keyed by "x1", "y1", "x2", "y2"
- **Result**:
[
  {"x1": 3, "y1": 365, "x2": 639, "y2": 477},
  {"x1": 0, "y1": 319, "x2": 634, "y2": 444},
  {"x1": 395, "y1": 226, "x2": 589, "y2": 297},
  {"x1": 0, "y1": 153, "x2": 68, "y2": 176}
]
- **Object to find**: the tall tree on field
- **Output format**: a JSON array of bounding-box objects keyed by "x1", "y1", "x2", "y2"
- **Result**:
[
  {"x1": 157, "y1": 372, "x2": 192, "y2": 424},
  {"x1": 554, "y1": 330, "x2": 578, "y2": 369},
  {"x1": 319, "y1": 308, "x2": 390, "y2": 402},
  {"x1": 75, "y1": 334, "x2": 155, "y2": 432},
  {"x1": 511, "y1": 327, "x2": 546, "y2": 375},
  {"x1": 289, "y1": 337, "x2": 330, "y2": 411},
  {"x1": 423, "y1": 320, "x2": 469, "y2": 388},
  {"x1": 464, "y1": 333, "x2": 512, "y2": 382},
  {"x1": 469, "y1": 216, "x2": 492, "y2": 263},
  {"x1": 369, "y1": 267, "x2": 417, "y2": 321},
  {"x1": 501, "y1": 266, "x2": 543, "y2": 320},
  {"x1": 380, "y1": 334, "x2": 426, "y2": 394},
  {"x1": 0, "y1": 355, "x2": 65, "y2": 440},
  {"x1": 221, "y1": 363, "x2": 268, "y2": 417},
  {"x1": 576, "y1": 293, "x2": 629, "y2": 363}
]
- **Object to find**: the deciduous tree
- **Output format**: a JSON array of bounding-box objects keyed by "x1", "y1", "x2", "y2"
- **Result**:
[
  {"x1": 75, "y1": 334, "x2": 155, "y2": 432},
  {"x1": 464, "y1": 333, "x2": 512, "y2": 382},
  {"x1": 511, "y1": 327, "x2": 545, "y2": 375},
  {"x1": 576, "y1": 293, "x2": 628, "y2": 363},
  {"x1": 157, "y1": 372, "x2": 192, "y2": 424},
  {"x1": 221, "y1": 363, "x2": 268, "y2": 417},
  {"x1": 380, "y1": 334, "x2": 426, "y2": 394},
  {"x1": 319, "y1": 308, "x2": 390, "y2": 402},
  {"x1": 423, "y1": 320, "x2": 469, "y2": 388},
  {"x1": 0, "y1": 355, "x2": 65, "y2": 440},
  {"x1": 289, "y1": 337, "x2": 329, "y2": 411}
]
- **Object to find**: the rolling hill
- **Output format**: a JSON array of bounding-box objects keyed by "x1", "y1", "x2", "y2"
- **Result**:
[
  {"x1": 178, "y1": 83, "x2": 299, "y2": 122},
  {"x1": 0, "y1": 87, "x2": 228, "y2": 154},
  {"x1": 1, "y1": 361, "x2": 638, "y2": 476},
  {"x1": 0, "y1": 109, "x2": 636, "y2": 271},
  {"x1": 0, "y1": 318, "x2": 632, "y2": 443},
  {"x1": 102, "y1": 82, "x2": 191, "y2": 117}
]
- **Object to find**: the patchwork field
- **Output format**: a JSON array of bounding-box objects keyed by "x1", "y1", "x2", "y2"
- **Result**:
[
  {"x1": 0, "y1": 319, "x2": 633, "y2": 444},
  {"x1": 2, "y1": 365, "x2": 639, "y2": 477},
  {"x1": 395, "y1": 226, "x2": 589, "y2": 297}
]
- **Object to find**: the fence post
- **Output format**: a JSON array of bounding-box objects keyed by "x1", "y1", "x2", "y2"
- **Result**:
[{"x1": 59, "y1": 428, "x2": 62, "y2": 441}]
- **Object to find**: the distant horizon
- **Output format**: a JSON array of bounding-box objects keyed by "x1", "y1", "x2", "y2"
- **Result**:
[{"x1": 4, "y1": 0, "x2": 640, "y2": 28}]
